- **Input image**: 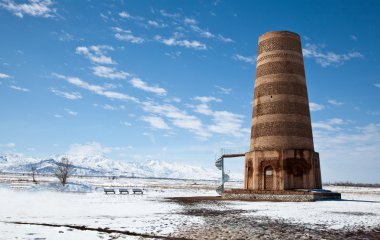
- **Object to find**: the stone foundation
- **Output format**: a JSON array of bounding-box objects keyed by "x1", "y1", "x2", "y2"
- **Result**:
[{"x1": 223, "y1": 189, "x2": 341, "y2": 202}]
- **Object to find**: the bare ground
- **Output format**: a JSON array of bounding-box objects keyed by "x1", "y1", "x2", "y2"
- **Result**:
[{"x1": 168, "y1": 198, "x2": 380, "y2": 240}]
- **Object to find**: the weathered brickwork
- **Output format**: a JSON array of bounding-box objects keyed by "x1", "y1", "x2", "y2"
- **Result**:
[
  {"x1": 253, "y1": 101, "x2": 310, "y2": 117},
  {"x1": 254, "y1": 81, "x2": 307, "y2": 99},
  {"x1": 256, "y1": 61, "x2": 305, "y2": 78},
  {"x1": 244, "y1": 31, "x2": 323, "y2": 192},
  {"x1": 251, "y1": 121, "x2": 312, "y2": 138},
  {"x1": 258, "y1": 37, "x2": 301, "y2": 55}
]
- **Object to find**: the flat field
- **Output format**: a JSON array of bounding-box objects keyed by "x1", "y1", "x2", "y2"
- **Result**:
[{"x1": 0, "y1": 174, "x2": 379, "y2": 239}]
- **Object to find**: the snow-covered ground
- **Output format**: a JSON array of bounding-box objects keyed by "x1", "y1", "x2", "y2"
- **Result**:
[{"x1": 0, "y1": 174, "x2": 379, "y2": 239}]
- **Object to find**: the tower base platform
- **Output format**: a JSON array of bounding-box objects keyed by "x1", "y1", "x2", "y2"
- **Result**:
[{"x1": 222, "y1": 189, "x2": 341, "y2": 202}]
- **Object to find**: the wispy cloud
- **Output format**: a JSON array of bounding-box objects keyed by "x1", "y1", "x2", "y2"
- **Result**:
[
  {"x1": 154, "y1": 35, "x2": 207, "y2": 50},
  {"x1": 0, "y1": 142, "x2": 16, "y2": 148},
  {"x1": 165, "y1": 51, "x2": 181, "y2": 59},
  {"x1": 64, "y1": 108, "x2": 77, "y2": 116},
  {"x1": 374, "y1": 83, "x2": 380, "y2": 88},
  {"x1": 10, "y1": 85, "x2": 29, "y2": 92},
  {"x1": 53, "y1": 114, "x2": 62, "y2": 118},
  {"x1": 214, "y1": 85, "x2": 232, "y2": 95},
  {"x1": 53, "y1": 73, "x2": 139, "y2": 102},
  {"x1": 50, "y1": 88, "x2": 82, "y2": 100},
  {"x1": 92, "y1": 66, "x2": 129, "y2": 79},
  {"x1": 112, "y1": 27, "x2": 144, "y2": 44},
  {"x1": 303, "y1": 43, "x2": 364, "y2": 67},
  {"x1": 0, "y1": 73, "x2": 11, "y2": 78},
  {"x1": 130, "y1": 78, "x2": 167, "y2": 96},
  {"x1": 328, "y1": 99, "x2": 344, "y2": 106},
  {"x1": 233, "y1": 54, "x2": 256, "y2": 65},
  {"x1": 147, "y1": 20, "x2": 166, "y2": 28},
  {"x1": 119, "y1": 11, "x2": 144, "y2": 21},
  {"x1": 0, "y1": 0, "x2": 57, "y2": 18},
  {"x1": 312, "y1": 118, "x2": 346, "y2": 131},
  {"x1": 192, "y1": 97, "x2": 248, "y2": 137},
  {"x1": 309, "y1": 102, "x2": 325, "y2": 111},
  {"x1": 313, "y1": 123, "x2": 380, "y2": 182},
  {"x1": 75, "y1": 45, "x2": 115, "y2": 65},
  {"x1": 142, "y1": 101, "x2": 208, "y2": 138},
  {"x1": 142, "y1": 116, "x2": 171, "y2": 129},
  {"x1": 184, "y1": 16, "x2": 234, "y2": 43}
]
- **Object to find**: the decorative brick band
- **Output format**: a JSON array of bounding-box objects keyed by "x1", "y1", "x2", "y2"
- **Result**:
[
  {"x1": 256, "y1": 61, "x2": 305, "y2": 78},
  {"x1": 254, "y1": 73, "x2": 306, "y2": 88},
  {"x1": 253, "y1": 101, "x2": 310, "y2": 117},
  {"x1": 258, "y1": 37, "x2": 302, "y2": 55},
  {"x1": 256, "y1": 52, "x2": 304, "y2": 66},
  {"x1": 250, "y1": 136, "x2": 314, "y2": 151},
  {"x1": 251, "y1": 121, "x2": 313, "y2": 138},
  {"x1": 254, "y1": 81, "x2": 307, "y2": 99}
]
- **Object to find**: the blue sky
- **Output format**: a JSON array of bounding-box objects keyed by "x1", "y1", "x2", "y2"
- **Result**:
[{"x1": 0, "y1": 0, "x2": 379, "y2": 183}]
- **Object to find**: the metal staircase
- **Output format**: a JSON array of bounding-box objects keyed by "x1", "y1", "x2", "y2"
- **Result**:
[{"x1": 215, "y1": 148, "x2": 246, "y2": 195}]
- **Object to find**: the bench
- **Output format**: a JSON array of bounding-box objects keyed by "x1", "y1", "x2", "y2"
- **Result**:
[
  {"x1": 132, "y1": 188, "x2": 143, "y2": 194},
  {"x1": 104, "y1": 188, "x2": 115, "y2": 194},
  {"x1": 119, "y1": 188, "x2": 129, "y2": 194}
]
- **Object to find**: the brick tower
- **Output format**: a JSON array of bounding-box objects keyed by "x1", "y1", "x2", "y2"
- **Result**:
[{"x1": 244, "y1": 31, "x2": 322, "y2": 190}]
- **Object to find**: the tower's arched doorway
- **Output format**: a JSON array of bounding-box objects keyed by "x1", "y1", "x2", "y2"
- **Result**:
[{"x1": 264, "y1": 166, "x2": 274, "y2": 190}]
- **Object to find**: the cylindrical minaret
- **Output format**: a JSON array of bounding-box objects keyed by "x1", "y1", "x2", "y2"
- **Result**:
[
  {"x1": 250, "y1": 31, "x2": 314, "y2": 151},
  {"x1": 244, "y1": 31, "x2": 322, "y2": 191}
]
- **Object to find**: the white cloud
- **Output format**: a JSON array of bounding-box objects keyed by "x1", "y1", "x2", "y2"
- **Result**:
[
  {"x1": 64, "y1": 108, "x2": 77, "y2": 116},
  {"x1": 233, "y1": 54, "x2": 256, "y2": 65},
  {"x1": 123, "y1": 121, "x2": 132, "y2": 127},
  {"x1": 303, "y1": 43, "x2": 364, "y2": 67},
  {"x1": 328, "y1": 99, "x2": 344, "y2": 106},
  {"x1": 154, "y1": 35, "x2": 207, "y2": 50},
  {"x1": 142, "y1": 101, "x2": 208, "y2": 138},
  {"x1": 192, "y1": 97, "x2": 248, "y2": 137},
  {"x1": 118, "y1": 11, "x2": 144, "y2": 21},
  {"x1": 50, "y1": 88, "x2": 82, "y2": 100},
  {"x1": 184, "y1": 17, "x2": 197, "y2": 25},
  {"x1": 214, "y1": 85, "x2": 232, "y2": 95},
  {"x1": 53, "y1": 73, "x2": 139, "y2": 102},
  {"x1": 75, "y1": 45, "x2": 115, "y2": 64},
  {"x1": 0, "y1": 142, "x2": 16, "y2": 148},
  {"x1": 159, "y1": 9, "x2": 180, "y2": 19},
  {"x1": 130, "y1": 78, "x2": 167, "y2": 96},
  {"x1": 112, "y1": 27, "x2": 144, "y2": 44},
  {"x1": 66, "y1": 142, "x2": 112, "y2": 159},
  {"x1": 312, "y1": 118, "x2": 346, "y2": 131},
  {"x1": 314, "y1": 123, "x2": 380, "y2": 182},
  {"x1": 10, "y1": 85, "x2": 29, "y2": 92},
  {"x1": 142, "y1": 116, "x2": 170, "y2": 129},
  {"x1": 147, "y1": 20, "x2": 166, "y2": 28},
  {"x1": 0, "y1": 0, "x2": 56, "y2": 18},
  {"x1": 193, "y1": 96, "x2": 221, "y2": 103},
  {"x1": 374, "y1": 83, "x2": 380, "y2": 88},
  {"x1": 92, "y1": 66, "x2": 129, "y2": 79},
  {"x1": 0, "y1": 73, "x2": 11, "y2": 78},
  {"x1": 309, "y1": 102, "x2": 325, "y2": 111},
  {"x1": 53, "y1": 114, "x2": 62, "y2": 118}
]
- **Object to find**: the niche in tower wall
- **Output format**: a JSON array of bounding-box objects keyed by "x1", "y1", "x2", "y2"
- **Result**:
[
  {"x1": 245, "y1": 159, "x2": 254, "y2": 189},
  {"x1": 283, "y1": 157, "x2": 311, "y2": 189}
]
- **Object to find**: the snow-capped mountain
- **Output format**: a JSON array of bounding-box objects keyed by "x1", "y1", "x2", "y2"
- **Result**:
[{"x1": 0, "y1": 153, "x2": 242, "y2": 180}]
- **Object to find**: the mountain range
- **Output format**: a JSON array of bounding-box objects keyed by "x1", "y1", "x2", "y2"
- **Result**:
[{"x1": 0, "y1": 153, "x2": 242, "y2": 180}]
